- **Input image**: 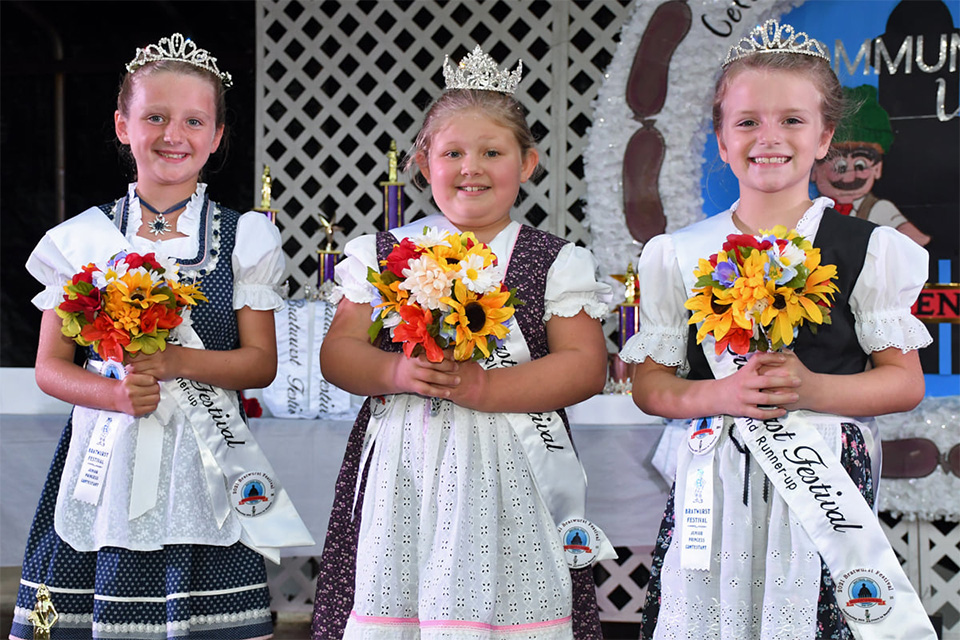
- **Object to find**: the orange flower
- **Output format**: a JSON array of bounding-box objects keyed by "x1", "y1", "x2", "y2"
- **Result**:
[
  {"x1": 392, "y1": 304, "x2": 444, "y2": 362},
  {"x1": 80, "y1": 314, "x2": 131, "y2": 362}
]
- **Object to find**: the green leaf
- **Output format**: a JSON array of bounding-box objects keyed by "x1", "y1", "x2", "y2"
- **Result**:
[{"x1": 367, "y1": 316, "x2": 384, "y2": 343}]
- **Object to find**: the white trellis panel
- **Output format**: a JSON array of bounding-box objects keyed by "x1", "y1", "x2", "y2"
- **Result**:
[{"x1": 254, "y1": 0, "x2": 634, "y2": 312}]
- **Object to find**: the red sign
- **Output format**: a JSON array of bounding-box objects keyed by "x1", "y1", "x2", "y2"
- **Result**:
[{"x1": 911, "y1": 286, "x2": 960, "y2": 323}]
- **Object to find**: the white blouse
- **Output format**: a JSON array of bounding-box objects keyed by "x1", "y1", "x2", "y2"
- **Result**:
[
  {"x1": 335, "y1": 213, "x2": 612, "y2": 322},
  {"x1": 28, "y1": 183, "x2": 285, "y2": 313},
  {"x1": 621, "y1": 197, "x2": 932, "y2": 368},
  {"x1": 24, "y1": 183, "x2": 285, "y2": 551}
]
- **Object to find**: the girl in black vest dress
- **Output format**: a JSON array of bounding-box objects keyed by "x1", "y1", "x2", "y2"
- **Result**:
[{"x1": 621, "y1": 21, "x2": 934, "y2": 640}]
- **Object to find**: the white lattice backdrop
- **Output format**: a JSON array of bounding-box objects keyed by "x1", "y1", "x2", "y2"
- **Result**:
[
  {"x1": 254, "y1": 0, "x2": 634, "y2": 307},
  {"x1": 254, "y1": 0, "x2": 960, "y2": 634}
]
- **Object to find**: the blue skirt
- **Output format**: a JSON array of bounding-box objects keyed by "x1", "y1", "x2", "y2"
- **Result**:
[{"x1": 10, "y1": 419, "x2": 273, "y2": 640}]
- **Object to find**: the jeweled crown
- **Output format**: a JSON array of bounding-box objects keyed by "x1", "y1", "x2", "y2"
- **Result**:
[
  {"x1": 724, "y1": 20, "x2": 830, "y2": 68},
  {"x1": 443, "y1": 45, "x2": 522, "y2": 94},
  {"x1": 126, "y1": 33, "x2": 233, "y2": 87}
]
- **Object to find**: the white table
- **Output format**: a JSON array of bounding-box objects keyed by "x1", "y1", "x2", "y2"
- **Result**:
[{"x1": 0, "y1": 395, "x2": 669, "y2": 566}]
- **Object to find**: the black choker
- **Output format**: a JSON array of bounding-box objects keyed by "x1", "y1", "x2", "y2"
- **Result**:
[{"x1": 138, "y1": 194, "x2": 192, "y2": 236}]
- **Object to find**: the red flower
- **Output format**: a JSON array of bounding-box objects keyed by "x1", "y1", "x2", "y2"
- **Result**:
[
  {"x1": 384, "y1": 238, "x2": 423, "y2": 278},
  {"x1": 81, "y1": 314, "x2": 131, "y2": 362},
  {"x1": 392, "y1": 304, "x2": 444, "y2": 362},
  {"x1": 241, "y1": 393, "x2": 263, "y2": 418},
  {"x1": 73, "y1": 263, "x2": 98, "y2": 285},
  {"x1": 139, "y1": 304, "x2": 183, "y2": 334},
  {"x1": 722, "y1": 233, "x2": 772, "y2": 254},
  {"x1": 124, "y1": 252, "x2": 162, "y2": 271},
  {"x1": 59, "y1": 289, "x2": 102, "y2": 323},
  {"x1": 714, "y1": 325, "x2": 752, "y2": 356}
]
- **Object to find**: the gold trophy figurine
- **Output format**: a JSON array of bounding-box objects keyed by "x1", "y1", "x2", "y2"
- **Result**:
[
  {"x1": 318, "y1": 214, "x2": 341, "y2": 253},
  {"x1": 27, "y1": 584, "x2": 58, "y2": 640},
  {"x1": 254, "y1": 165, "x2": 278, "y2": 223},
  {"x1": 316, "y1": 214, "x2": 343, "y2": 292},
  {"x1": 260, "y1": 165, "x2": 272, "y2": 210}
]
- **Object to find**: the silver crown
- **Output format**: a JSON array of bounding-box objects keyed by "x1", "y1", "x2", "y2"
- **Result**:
[
  {"x1": 126, "y1": 33, "x2": 233, "y2": 87},
  {"x1": 443, "y1": 45, "x2": 522, "y2": 94},
  {"x1": 724, "y1": 19, "x2": 830, "y2": 68}
]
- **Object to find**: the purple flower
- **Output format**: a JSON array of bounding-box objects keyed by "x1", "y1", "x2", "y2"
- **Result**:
[{"x1": 712, "y1": 259, "x2": 739, "y2": 287}]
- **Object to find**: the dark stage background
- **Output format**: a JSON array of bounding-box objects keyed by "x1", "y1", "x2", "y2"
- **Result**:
[{"x1": 1, "y1": 1, "x2": 257, "y2": 367}]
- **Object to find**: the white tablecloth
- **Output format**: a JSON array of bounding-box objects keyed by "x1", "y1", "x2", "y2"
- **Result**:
[{"x1": 0, "y1": 407, "x2": 669, "y2": 566}]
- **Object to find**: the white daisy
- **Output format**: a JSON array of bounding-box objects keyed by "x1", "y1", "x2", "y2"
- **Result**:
[{"x1": 456, "y1": 254, "x2": 504, "y2": 294}]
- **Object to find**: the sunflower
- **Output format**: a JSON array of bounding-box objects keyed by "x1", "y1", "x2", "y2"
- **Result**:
[
  {"x1": 371, "y1": 274, "x2": 410, "y2": 319},
  {"x1": 112, "y1": 271, "x2": 170, "y2": 309},
  {"x1": 799, "y1": 249, "x2": 840, "y2": 318},
  {"x1": 686, "y1": 286, "x2": 753, "y2": 354},
  {"x1": 441, "y1": 280, "x2": 515, "y2": 361},
  {"x1": 728, "y1": 249, "x2": 772, "y2": 328},
  {"x1": 759, "y1": 282, "x2": 806, "y2": 348},
  {"x1": 168, "y1": 280, "x2": 208, "y2": 306}
]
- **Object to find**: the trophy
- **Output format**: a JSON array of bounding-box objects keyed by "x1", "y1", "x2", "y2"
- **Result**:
[
  {"x1": 379, "y1": 140, "x2": 405, "y2": 230},
  {"x1": 316, "y1": 214, "x2": 342, "y2": 297},
  {"x1": 606, "y1": 262, "x2": 641, "y2": 394},
  {"x1": 27, "y1": 584, "x2": 58, "y2": 640},
  {"x1": 253, "y1": 165, "x2": 278, "y2": 223}
]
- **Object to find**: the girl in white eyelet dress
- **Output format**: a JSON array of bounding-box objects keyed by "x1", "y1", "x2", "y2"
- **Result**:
[
  {"x1": 11, "y1": 36, "x2": 306, "y2": 640},
  {"x1": 312, "y1": 79, "x2": 611, "y2": 639},
  {"x1": 620, "y1": 23, "x2": 936, "y2": 640}
]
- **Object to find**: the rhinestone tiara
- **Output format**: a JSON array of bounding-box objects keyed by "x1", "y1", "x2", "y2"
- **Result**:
[
  {"x1": 443, "y1": 45, "x2": 522, "y2": 94},
  {"x1": 126, "y1": 33, "x2": 233, "y2": 87},
  {"x1": 724, "y1": 19, "x2": 830, "y2": 68}
]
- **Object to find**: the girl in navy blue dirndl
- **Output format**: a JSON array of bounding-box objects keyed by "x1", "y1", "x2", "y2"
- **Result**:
[
  {"x1": 312, "y1": 46, "x2": 613, "y2": 639},
  {"x1": 11, "y1": 33, "x2": 308, "y2": 640}
]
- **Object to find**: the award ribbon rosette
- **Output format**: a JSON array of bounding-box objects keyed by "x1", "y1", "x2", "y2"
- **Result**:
[
  {"x1": 32, "y1": 208, "x2": 313, "y2": 563},
  {"x1": 356, "y1": 225, "x2": 615, "y2": 567},
  {"x1": 672, "y1": 215, "x2": 934, "y2": 638}
]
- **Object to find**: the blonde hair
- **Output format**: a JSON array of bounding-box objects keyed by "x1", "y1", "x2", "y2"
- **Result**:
[
  {"x1": 712, "y1": 52, "x2": 845, "y2": 134},
  {"x1": 405, "y1": 89, "x2": 540, "y2": 188}
]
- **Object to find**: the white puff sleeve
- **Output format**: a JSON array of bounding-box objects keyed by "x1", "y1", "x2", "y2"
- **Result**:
[
  {"x1": 334, "y1": 234, "x2": 379, "y2": 304},
  {"x1": 26, "y1": 233, "x2": 75, "y2": 310},
  {"x1": 851, "y1": 226, "x2": 933, "y2": 353},
  {"x1": 232, "y1": 211, "x2": 286, "y2": 311},
  {"x1": 619, "y1": 234, "x2": 690, "y2": 367},
  {"x1": 543, "y1": 244, "x2": 613, "y2": 321}
]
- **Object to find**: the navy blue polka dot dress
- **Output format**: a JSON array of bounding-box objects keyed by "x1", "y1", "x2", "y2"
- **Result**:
[{"x1": 11, "y1": 194, "x2": 273, "y2": 640}]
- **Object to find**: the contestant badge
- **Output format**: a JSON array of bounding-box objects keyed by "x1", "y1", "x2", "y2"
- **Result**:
[
  {"x1": 835, "y1": 568, "x2": 895, "y2": 624},
  {"x1": 558, "y1": 518, "x2": 602, "y2": 568},
  {"x1": 101, "y1": 360, "x2": 126, "y2": 380},
  {"x1": 231, "y1": 471, "x2": 276, "y2": 517},
  {"x1": 687, "y1": 416, "x2": 721, "y2": 455}
]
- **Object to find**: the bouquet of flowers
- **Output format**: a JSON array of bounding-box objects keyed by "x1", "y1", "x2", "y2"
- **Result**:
[
  {"x1": 367, "y1": 227, "x2": 523, "y2": 362},
  {"x1": 56, "y1": 251, "x2": 206, "y2": 362},
  {"x1": 684, "y1": 226, "x2": 839, "y2": 355}
]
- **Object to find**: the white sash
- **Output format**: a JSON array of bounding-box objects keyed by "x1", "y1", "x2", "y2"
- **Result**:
[
  {"x1": 39, "y1": 208, "x2": 314, "y2": 562},
  {"x1": 163, "y1": 324, "x2": 315, "y2": 563},
  {"x1": 262, "y1": 298, "x2": 351, "y2": 418},
  {"x1": 355, "y1": 331, "x2": 616, "y2": 567},
  {"x1": 673, "y1": 216, "x2": 935, "y2": 638}
]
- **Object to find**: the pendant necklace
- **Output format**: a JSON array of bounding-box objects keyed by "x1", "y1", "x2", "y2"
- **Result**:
[{"x1": 138, "y1": 194, "x2": 192, "y2": 236}]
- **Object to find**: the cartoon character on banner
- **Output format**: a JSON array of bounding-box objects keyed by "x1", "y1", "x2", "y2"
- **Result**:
[{"x1": 811, "y1": 84, "x2": 931, "y2": 246}]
